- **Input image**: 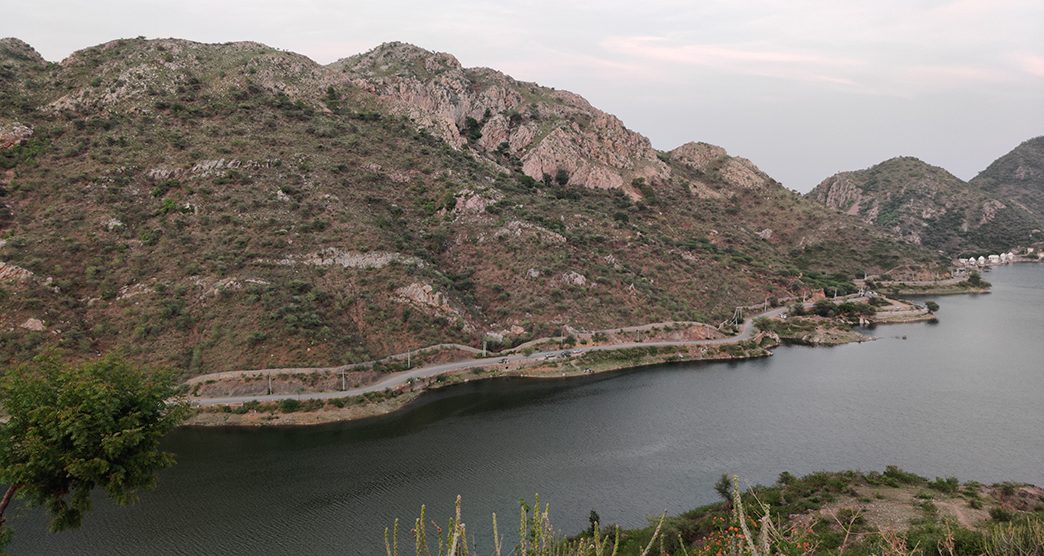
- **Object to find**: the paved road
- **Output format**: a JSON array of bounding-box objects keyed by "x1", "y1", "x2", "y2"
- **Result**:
[{"x1": 190, "y1": 306, "x2": 786, "y2": 406}]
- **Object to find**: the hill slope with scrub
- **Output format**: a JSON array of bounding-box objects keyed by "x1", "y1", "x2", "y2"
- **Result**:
[{"x1": 0, "y1": 37, "x2": 937, "y2": 375}]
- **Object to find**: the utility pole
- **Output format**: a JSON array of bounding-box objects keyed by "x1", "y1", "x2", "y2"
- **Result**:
[
  {"x1": 482, "y1": 340, "x2": 487, "y2": 357},
  {"x1": 407, "y1": 350, "x2": 411, "y2": 369},
  {"x1": 267, "y1": 374, "x2": 272, "y2": 396},
  {"x1": 341, "y1": 369, "x2": 346, "y2": 391}
]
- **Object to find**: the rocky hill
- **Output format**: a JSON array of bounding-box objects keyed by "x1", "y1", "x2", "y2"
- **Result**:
[
  {"x1": 971, "y1": 136, "x2": 1044, "y2": 219},
  {"x1": 331, "y1": 43, "x2": 672, "y2": 200},
  {"x1": 0, "y1": 37, "x2": 935, "y2": 375},
  {"x1": 809, "y1": 156, "x2": 1043, "y2": 255}
]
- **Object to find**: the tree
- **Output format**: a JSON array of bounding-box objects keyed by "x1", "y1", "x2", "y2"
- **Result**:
[
  {"x1": 813, "y1": 299, "x2": 838, "y2": 317},
  {"x1": 925, "y1": 301, "x2": 940, "y2": 312},
  {"x1": 588, "y1": 510, "x2": 601, "y2": 536},
  {"x1": 714, "y1": 474, "x2": 733, "y2": 501},
  {"x1": 0, "y1": 354, "x2": 187, "y2": 545},
  {"x1": 461, "y1": 116, "x2": 483, "y2": 142},
  {"x1": 554, "y1": 169, "x2": 570, "y2": 186}
]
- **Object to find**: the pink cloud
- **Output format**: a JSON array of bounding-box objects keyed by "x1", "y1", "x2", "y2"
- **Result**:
[
  {"x1": 599, "y1": 35, "x2": 862, "y2": 88},
  {"x1": 600, "y1": 36, "x2": 854, "y2": 67},
  {"x1": 1015, "y1": 53, "x2": 1044, "y2": 78},
  {"x1": 906, "y1": 64, "x2": 1010, "y2": 83}
]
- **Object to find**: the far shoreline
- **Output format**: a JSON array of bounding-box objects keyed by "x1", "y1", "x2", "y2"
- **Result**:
[{"x1": 183, "y1": 294, "x2": 940, "y2": 427}]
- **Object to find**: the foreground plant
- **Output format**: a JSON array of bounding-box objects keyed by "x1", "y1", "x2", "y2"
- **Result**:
[
  {"x1": 0, "y1": 353, "x2": 188, "y2": 547},
  {"x1": 386, "y1": 494, "x2": 627, "y2": 556},
  {"x1": 387, "y1": 470, "x2": 1044, "y2": 555},
  {"x1": 386, "y1": 478, "x2": 817, "y2": 556}
]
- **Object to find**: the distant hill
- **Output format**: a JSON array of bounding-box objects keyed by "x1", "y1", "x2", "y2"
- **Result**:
[
  {"x1": 971, "y1": 136, "x2": 1044, "y2": 219},
  {"x1": 809, "y1": 155, "x2": 1043, "y2": 255},
  {"x1": 0, "y1": 37, "x2": 935, "y2": 374}
]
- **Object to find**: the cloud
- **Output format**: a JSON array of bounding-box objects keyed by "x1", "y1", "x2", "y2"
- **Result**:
[
  {"x1": 599, "y1": 35, "x2": 863, "y2": 88},
  {"x1": 1015, "y1": 53, "x2": 1044, "y2": 78}
]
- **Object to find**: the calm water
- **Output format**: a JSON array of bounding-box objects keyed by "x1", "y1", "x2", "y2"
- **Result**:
[{"x1": 9, "y1": 265, "x2": 1044, "y2": 555}]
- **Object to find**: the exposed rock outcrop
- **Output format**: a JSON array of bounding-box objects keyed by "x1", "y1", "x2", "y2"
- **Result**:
[
  {"x1": 0, "y1": 261, "x2": 34, "y2": 282},
  {"x1": 332, "y1": 42, "x2": 670, "y2": 197},
  {"x1": 269, "y1": 249, "x2": 424, "y2": 269},
  {"x1": 669, "y1": 142, "x2": 774, "y2": 194},
  {"x1": 19, "y1": 318, "x2": 45, "y2": 331},
  {"x1": 0, "y1": 122, "x2": 32, "y2": 150},
  {"x1": 394, "y1": 282, "x2": 473, "y2": 331}
]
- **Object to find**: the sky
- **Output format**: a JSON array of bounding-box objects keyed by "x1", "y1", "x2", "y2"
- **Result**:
[{"x1": 4, "y1": 0, "x2": 1044, "y2": 190}]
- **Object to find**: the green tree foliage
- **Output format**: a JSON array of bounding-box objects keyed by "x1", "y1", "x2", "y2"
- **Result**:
[
  {"x1": 714, "y1": 473, "x2": 732, "y2": 501},
  {"x1": 461, "y1": 117, "x2": 483, "y2": 142},
  {"x1": 965, "y1": 271, "x2": 990, "y2": 288},
  {"x1": 588, "y1": 510, "x2": 601, "y2": 536},
  {"x1": 811, "y1": 299, "x2": 875, "y2": 318},
  {"x1": 0, "y1": 354, "x2": 187, "y2": 544},
  {"x1": 555, "y1": 169, "x2": 570, "y2": 186}
]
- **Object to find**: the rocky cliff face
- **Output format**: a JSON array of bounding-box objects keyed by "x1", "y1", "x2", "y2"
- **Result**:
[
  {"x1": 810, "y1": 156, "x2": 1042, "y2": 253},
  {"x1": 971, "y1": 136, "x2": 1044, "y2": 218},
  {"x1": 331, "y1": 42, "x2": 670, "y2": 198}
]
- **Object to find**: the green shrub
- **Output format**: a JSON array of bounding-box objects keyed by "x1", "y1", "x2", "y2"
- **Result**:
[
  {"x1": 554, "y1": 168, "x2": 570, "y2": 186},
  {"x1": 928, "y1": 476, "x2": 959, "y2": 494},
  {"x1": 990, "y1": 507, "x2": 1014, "y2": 522},
  {"x1": 278, "y1": 398, "x2": 302, "y2": 413}
]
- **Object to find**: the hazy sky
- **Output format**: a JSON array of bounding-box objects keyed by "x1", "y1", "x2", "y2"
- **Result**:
[{"x1": 5, "y1": 0, "x2": 1044, "y2": 190}]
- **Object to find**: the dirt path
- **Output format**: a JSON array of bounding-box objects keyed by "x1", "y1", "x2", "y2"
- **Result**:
[{"x1": 189, "y1": 306, "x2": 785, "y2": 406}]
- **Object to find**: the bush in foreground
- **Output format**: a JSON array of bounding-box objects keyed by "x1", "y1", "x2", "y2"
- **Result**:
[{"x1": 0, "y1": 353, "x2": 187, "y2": 547}]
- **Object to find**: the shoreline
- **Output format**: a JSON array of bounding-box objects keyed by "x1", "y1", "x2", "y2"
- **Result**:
[
  {"x1": 183, "y1": 295, "x2": 938, "y2": 427},
  {"x1": 883, "y1": 286, "x2": 990, "y2": 296},
  {"x1": 185, "y1": 336, "x2": 779, "y2": 426}
]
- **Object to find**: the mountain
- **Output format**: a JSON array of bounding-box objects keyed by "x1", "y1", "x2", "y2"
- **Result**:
[
  {"x1": 0, "y1": 37, "x2": 935, "y2": 375},
  {"x1": 809, "y1": 156, "x2": 1042, "y2": 254},
  {"x1": 971, "y1": 136, "x2": 1044, "y2": 218}
]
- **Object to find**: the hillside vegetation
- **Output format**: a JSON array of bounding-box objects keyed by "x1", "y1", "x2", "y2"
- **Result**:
[
  {"x1": 810, "y1": 154, "x2": 1039, "y2": 253},
  {"x1": 810, "y1": 154, "x2": 1044, "y2": 255},
  {"x1": 0, "y1": 37, "x2": 937, "y2": 376},
  {"x1": 971, "y1": 136, "x2": 1044, "y2": 220}
]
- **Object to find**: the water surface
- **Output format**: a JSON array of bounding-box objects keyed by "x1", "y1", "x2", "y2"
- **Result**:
[{"x1": 9, "y1": 265, "x2": 1044, "y2": 555}]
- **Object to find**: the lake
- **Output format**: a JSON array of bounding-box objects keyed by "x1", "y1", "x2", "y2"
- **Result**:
[{"x1": 8, "y1": 264, "x2": 1044, "y2": 555}]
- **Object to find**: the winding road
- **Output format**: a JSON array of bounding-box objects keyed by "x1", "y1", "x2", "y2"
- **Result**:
[{"x1": 190, "y1": 306, "x2": 787, "y2": 406}]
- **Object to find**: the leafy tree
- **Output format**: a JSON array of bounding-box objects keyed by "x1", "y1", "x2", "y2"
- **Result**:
[
  {"x1": 0, "y1": 354, "x2": 187, "y2": 545},
  {"x1": 554, "y1": 169, "x2": 570, "y2": 186},
  {"x1": 925, "y1": 301, "x2": 940, "y2": 312},
  {"x1": 714, "y1": 474, "x2": 733, "y2": 501},
  {"x1": 587, "y1": 509, "x2": 601, "y2": 536},
  {"x1": 966, "y1": 271, "x2": 990, "y2": 288},
  {"x1": 461, "y1": 117, "x2": 483, "y2": 142}
]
